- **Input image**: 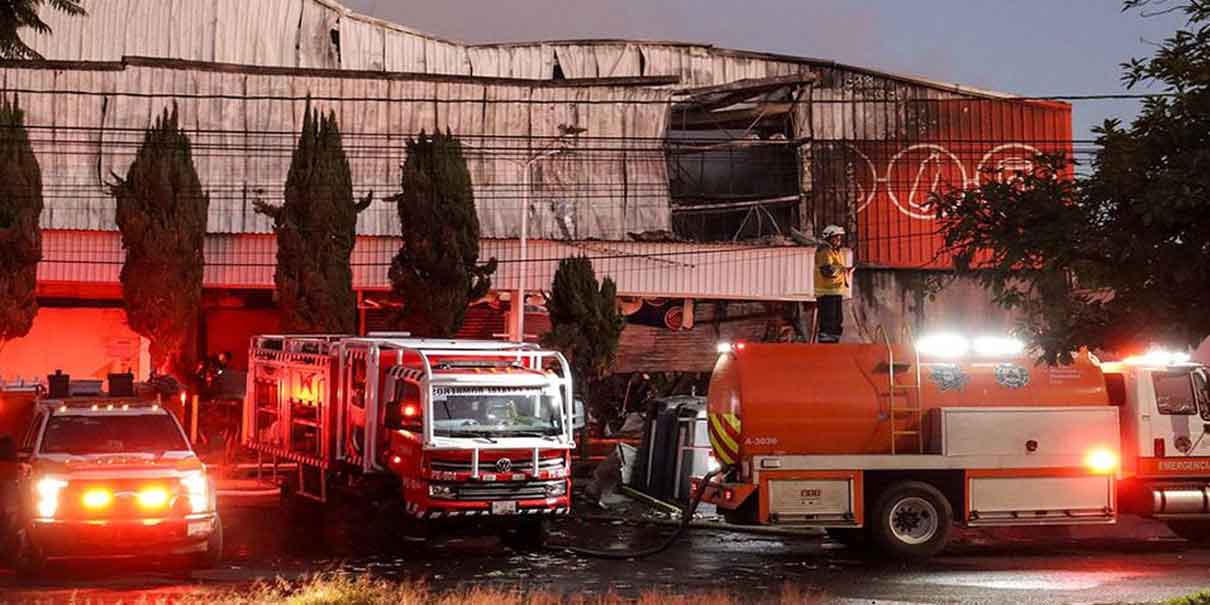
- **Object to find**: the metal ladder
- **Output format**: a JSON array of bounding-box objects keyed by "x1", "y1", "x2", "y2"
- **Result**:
[{"x1": 878, "y1": 325, "x2": 924, "y2": 454}]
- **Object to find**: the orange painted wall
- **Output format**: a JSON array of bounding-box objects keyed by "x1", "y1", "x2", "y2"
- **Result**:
[{"x1": 0, "y1": 307, "x2": 145, "y2": 385}]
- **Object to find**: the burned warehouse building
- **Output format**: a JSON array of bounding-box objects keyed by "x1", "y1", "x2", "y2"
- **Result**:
[{"x1": 0, "y1": 0, "x2": 1070, "y2": 384}]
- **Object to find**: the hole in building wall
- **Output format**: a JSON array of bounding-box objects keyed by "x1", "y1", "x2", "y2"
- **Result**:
[
  {"x1": 330, "y1": 27, "x2": 342, "y2": 63},
  {"x1": 667, "y1": 127, "x2": 799, "y2": 242}
]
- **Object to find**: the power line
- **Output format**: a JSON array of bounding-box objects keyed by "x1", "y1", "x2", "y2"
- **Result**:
[{"x1": 0, "y1": 84, "x2": 1182, "y2": 104}]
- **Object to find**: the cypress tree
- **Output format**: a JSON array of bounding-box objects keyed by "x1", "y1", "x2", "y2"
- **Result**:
[
  {"x1": 542, "y1": 256, "x2": 623, "y2": 383},
  {"x1": 0, "y1": 95, "x2": 42, "y2": 353},
  {"x1": 109, "y1": 106, "x2": 208, "y2": 376},
  {"x1": 0, "y1": 0, "x2": 86, "y2": 60},
  {"x1": 256, "y1": 101, "x2": 369, "y2": 334},
  {"x1": 389, "y1": 130, "x2": 496, "y2": 337}
]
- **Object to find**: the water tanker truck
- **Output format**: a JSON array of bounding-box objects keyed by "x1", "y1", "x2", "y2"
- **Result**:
[{"x1": 696, "y1": 337, "x2": 1210, "y2": 559}]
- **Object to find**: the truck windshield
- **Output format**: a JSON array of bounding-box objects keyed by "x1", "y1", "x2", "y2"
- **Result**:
[
  {"x1": 1155, "y1": 372, "x2": 1199, "y2": 415},
  {"x1": 1196, "y1": 370, "x2": 1210, "y2": 422},
  {"x1": 40, "y1": 414, "x2": 189, "y2": 455},
  {"x1": 431, "y1": 387, "x2": 563, "y2": 437}
]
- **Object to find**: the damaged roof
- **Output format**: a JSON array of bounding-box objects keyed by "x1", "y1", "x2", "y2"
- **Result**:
[{"x1": 26, "y1": 0, "x2": 1019, "y2": 98}]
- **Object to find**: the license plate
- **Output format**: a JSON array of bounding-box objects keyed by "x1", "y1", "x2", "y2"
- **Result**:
[
  {"x1": 187, "y1": 521, "x2": 210, "y2": 537},
  {"x1": 491, "y1": 501, "x2": 517, "y2": 515}
]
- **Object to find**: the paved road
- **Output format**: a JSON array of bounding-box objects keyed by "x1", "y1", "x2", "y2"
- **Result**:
[{"x1": 3, "y1": 503, "x2": 1209, "y2": 604}]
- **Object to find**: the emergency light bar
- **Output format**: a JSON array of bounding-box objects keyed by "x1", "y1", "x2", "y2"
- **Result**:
[
  {"x1": 915, "y1": 333, "x2": 1025, "y2": 359},
  {"x1": 1123, "y1": 350, "x2": 1193, "y2": 366},
  {"x1": 915, "y1": 333, "x2": 969, "y2": 358},
  {"x1": 49, "y1": 399, "x2": 161, "y2": 410}
]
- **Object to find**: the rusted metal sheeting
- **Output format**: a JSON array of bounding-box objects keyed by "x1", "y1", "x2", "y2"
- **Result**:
[
  {"x1": 1, "y1": 61, "x2": 672, "y2": 239},
  {"x1": 797, "y1": 74, "x2": 1072, "y2": 269},
  {"x1": 41, "y1": 231, "x2": 817, "y2": 302}
]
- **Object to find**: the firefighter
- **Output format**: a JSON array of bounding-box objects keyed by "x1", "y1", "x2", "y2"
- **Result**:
[{"x1": 815, "y1": 225, "x2": 851, "y2": 343}]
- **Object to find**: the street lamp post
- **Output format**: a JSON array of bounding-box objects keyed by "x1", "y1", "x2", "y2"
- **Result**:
[{"x1": 512, "y1": 129, "x2": 585, "y2": 342}]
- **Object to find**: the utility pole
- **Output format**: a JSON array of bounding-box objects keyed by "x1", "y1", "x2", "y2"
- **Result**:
[{"x1": 511, "y1": 126, "x2": 587, "y2": 342}]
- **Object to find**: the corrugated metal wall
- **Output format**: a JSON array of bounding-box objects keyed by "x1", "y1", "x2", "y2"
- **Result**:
[
  {"x1": 26, "y1": 0, "x2": 814, "y2": 86},
  {"x1": 1, "y1": 60, "x2": 672, "y2": 240},
  {"x1": 795, "y1": 66, "x2": 1072, "y2": 269},
  {"x1": 21, "y1": 0, "x2": 1074, "y2": 274}
]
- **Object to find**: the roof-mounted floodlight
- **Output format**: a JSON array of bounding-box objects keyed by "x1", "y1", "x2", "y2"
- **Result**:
[{"x1": 915, "y1": 333, "x2": 970, "y2": 359}]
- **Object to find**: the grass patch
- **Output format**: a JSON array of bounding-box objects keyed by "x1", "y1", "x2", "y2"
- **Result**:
[
  {"x1": 1168, "y1": 590, "x2": 1210, "y2": 605},
  {"x1": 178, "y1": 574, "x2": 826, "y2": 605}
]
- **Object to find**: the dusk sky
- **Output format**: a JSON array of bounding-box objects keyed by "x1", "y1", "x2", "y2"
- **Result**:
[{"x1": 342, "y1": 0, "x2": 1187, "y2": 146}]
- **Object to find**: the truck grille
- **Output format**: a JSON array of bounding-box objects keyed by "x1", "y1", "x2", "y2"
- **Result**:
[
  {"x1": 451, "y1": 481, "x2": 558, "y2": 501},
  {"x1": 58, "y1": 479, "x2": 187, "y2": 520},
  {"x1": 430, "y1": 456, "x2": 566, "y2": 474}
]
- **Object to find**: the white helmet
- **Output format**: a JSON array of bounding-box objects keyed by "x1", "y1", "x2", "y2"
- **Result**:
[{"x1": 822, "y1": 225, "x2": 846, "y2": 239}]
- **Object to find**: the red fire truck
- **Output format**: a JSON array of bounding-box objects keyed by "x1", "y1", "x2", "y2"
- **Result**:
[
  {"x1": 242, "y1": 336, "x2": 581, "y2": 545},
  {"x1": 696, "y1": 336, "x2": 1210, "y2": 559}
]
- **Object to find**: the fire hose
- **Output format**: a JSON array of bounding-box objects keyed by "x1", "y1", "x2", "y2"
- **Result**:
[{"x1": 546, "y1": 465, "x2": 731, "y2": 559}]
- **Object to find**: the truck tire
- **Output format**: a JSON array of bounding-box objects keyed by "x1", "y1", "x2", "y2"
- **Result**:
[
  {"x1": 184, "y1": 515, "x2": 224, "y2": 572},
  {"x1": 1167, "y1": 520, "x2": 1210, "y2": 542},
  {"x1": 502, "y1": 519, "x2": 547, "y2": 551},
  {"x1": 12, "y1": 528, "x2": 46, "y2": 580},
  {"x1": 869, "y1": 481, "x2": 952, "y2": 560}
]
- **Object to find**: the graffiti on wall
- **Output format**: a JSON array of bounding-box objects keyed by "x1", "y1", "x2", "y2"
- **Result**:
[{"x1": 850, "y1": 143, "x2": 1045, "y2": 221}]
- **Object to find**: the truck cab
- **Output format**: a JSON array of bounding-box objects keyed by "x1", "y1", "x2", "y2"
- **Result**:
[
  {"x1": 1, "y1": 399, "x2": 221, "y2": 576},
  {"x1": 1103, "y1": 354, "x2": 1210, "y2": 538}
]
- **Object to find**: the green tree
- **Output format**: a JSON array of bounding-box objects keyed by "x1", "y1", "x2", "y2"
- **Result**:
[
  {"x1": 256, "y1": 102, "x2": 369, "y2": 334},
  {"x1": 0, "y1": 0, "x2": 86, "y2": 59},
  {"x1": 931, "y1": 1, "x2": 1210, "y2": 362},
  {"x1": 388, "y1": 131, "x2": 496, "y2": 337},
  {"x1": 109, "y1": 107, "x2": 207, "y2": 376},
  {"x1": 0, "y1": 96, "x2": 42, "y2": 353},
  {"x1": 542, "y1": 256, "x2": 624, "y2": 390}
]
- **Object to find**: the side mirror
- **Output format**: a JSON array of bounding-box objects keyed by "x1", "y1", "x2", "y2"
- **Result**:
[
  {"x1": 0, "y1": 436, "x2": 16, "y2": 463},
  {"x1": 385, "y1": 403, "x2": 422, "y2": 432},
  {"x1": 384, "y1": 404, "x2": 404, "y2": 430},
  {"x1": 572, "y1": 399, "x2": 587, "y2": 431}
]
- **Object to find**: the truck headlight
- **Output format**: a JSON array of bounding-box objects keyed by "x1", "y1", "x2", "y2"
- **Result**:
[
  {"x1": 180, "y1": 471, "x2": 211, "y2": 514},
  {"x1": 35, "y1": 477, "x2": 68, "y2": 519},
  {"x1": 429, "y1": 484, "x2": 456, "y2": 499},
  {"x1": 545, "y1": 481, "x2": 567, "y2": 498}
]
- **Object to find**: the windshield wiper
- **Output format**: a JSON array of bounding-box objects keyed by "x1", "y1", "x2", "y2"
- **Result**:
[
  {"x1": 448, "y1": 430, "x2": 499, "y2": 443},
  {"x1": 498, "y1": 430, "x2": 560, "y2": 439}
]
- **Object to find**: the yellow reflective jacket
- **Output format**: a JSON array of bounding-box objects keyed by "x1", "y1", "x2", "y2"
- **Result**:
[{"x1": 815, "y1": 246, "x2": 848, "y2": 296}]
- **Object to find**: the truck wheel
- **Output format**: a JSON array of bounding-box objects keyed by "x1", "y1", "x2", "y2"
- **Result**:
[
  {"x1": 1167, "y1": 520, "x2": 1210, "y2": 542},
  {"x1": 870, "y1": 481, "x2": 952, "y2": 560},
  {"x1": 191, "y1": 515, "x2": 224, "y2": 571},
  {"x1": 825, "y1": 527, "x2": 868, "y2": 548},
  {"x1": 13, "y1": 529, "x2": 46, "y2": 580},
  {"x1": 502, "y1": 519, "x2": 547, "y2": 551}
]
